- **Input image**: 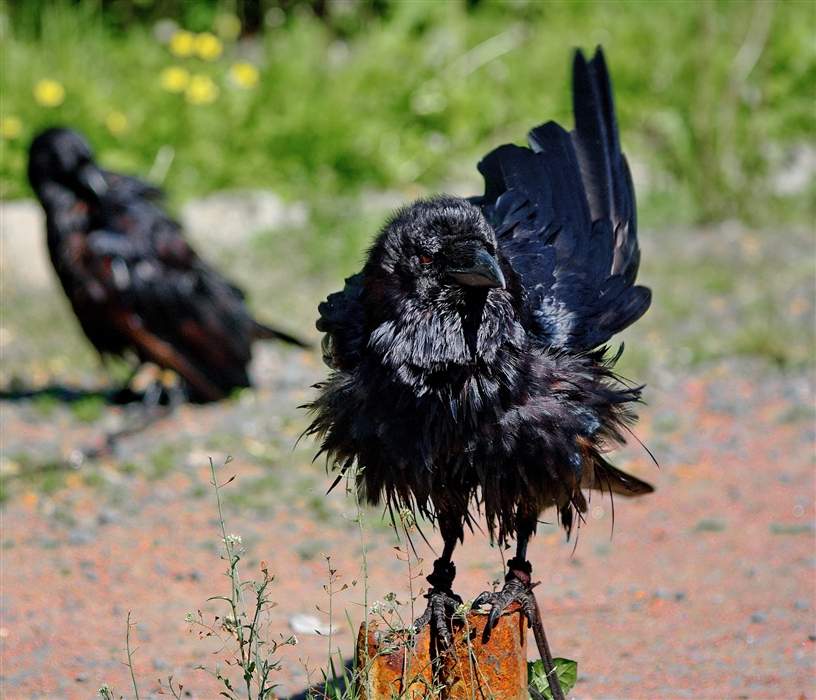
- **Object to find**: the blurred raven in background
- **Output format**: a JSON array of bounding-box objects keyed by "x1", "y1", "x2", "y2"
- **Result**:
[
  {"x1": 308, "y1": 47, "x2": 653, "y2": 655},
  {"x1": 28, "y1": 128, "x2": 307, "y2": 403}
]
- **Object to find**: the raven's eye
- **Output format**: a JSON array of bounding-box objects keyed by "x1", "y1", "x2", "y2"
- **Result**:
[{"x1": 420, "y1": 253, "x2": 433, "y2": 264}]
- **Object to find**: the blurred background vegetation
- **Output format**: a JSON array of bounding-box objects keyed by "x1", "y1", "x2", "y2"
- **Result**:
[
  {"x1": 0, "y1": 0, "x2": 814, "y2": 375},
  {"x1": 2, "y1": 0, "x2": 814, "y2": 222}
]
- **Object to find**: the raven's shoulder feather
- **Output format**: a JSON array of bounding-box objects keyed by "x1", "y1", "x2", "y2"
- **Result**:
[
  {"x1": 476, "y1": 49, "x2": 650, "y2": 352},
  {"x1": 316, "y1": 273, "x2": 367, "y2": 370}
]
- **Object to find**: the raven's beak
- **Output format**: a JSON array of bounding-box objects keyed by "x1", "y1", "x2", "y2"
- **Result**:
[
  {"x1": 77, "y1": 163, "x2": 108, "y2": 199},
  {"x1": 446, "y1": 243, "x2": 506, "y2": 289}
]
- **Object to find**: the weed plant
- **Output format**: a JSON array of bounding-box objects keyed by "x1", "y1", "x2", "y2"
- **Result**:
[{"x1": 98, "y1": 456, "x2": 577, "y2": 698}]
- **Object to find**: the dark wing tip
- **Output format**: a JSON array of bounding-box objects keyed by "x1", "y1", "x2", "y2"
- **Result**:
[
  {"x1": 592, "y1": 462, "x2": 655, "y2": 497},
  {"x1": 252, "y1": 322, "x2": 311, "y2": 348}
]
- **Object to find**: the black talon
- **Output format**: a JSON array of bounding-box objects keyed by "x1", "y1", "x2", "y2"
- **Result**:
[
  {"x1": 475, "y1": 557, "x2": 537, "y2": 636},
  {"x1": 418, "y1": 587, "x2": 462, "y2": 651},
  {"x1": 476, "y1": 556, "x2": 566, "y2": 700},
  {"x1": 412, "y1": 556, "x2": 462, "y2": 652}
]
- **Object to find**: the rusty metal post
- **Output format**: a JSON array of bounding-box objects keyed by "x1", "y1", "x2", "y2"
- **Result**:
[{"x1": 356, "y1": 603, "x2": 528, "y2": 699}]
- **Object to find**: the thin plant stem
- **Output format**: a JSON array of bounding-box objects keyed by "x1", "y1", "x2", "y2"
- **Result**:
[
  {"x1": 209, "y1": 457, "x2": 252, "y2": 698},
  {"x1": 125, "y1": 611, "x2": 141, "y2": 700},
  {"x1": 351, "y1": 470, "x2": 371, "y2": 698},
  {"x1": 399, "y1": 509, "x2": 419, "y2": 692},
  {"x1": 325, "y1": 556, "x2": 335, "y2": 676}
]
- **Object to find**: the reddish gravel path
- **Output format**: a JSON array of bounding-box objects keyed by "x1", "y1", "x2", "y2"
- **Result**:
[{"x1": 0, "y1": 350, "x2": 814, "y2": 699}]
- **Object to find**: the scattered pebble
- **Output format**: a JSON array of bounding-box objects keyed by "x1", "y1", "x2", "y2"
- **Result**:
[
  {"x1": 750, "y1": 612, "x2": 768, "y2": 624},
  {"x1": 769, "y1": 522, "x2": 815, "y2": 536},
  {"x1": 288, "y1": 614, "x2": 333, "y2": 636},
  {"x1": 593, "y1": 542, "x2": 611, "y2": 556},
  {"x1": 37, "y1": 535, "x2": 61, "y2": 550},
  {"x1": 97, "y1": 508, "x2": 118, "y2": 526},
  {"x1": 66, "y1": 529, "x2": 95, "y2": 546},
  {"x1": 693, "y1": 518, "x2": 727, "y2": 533}
]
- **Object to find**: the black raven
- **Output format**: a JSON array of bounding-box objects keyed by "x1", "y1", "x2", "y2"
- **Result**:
[
  {"x1": 28, "y1": 128, "x2": 307, "y2": 403},
  {"x1": 308, "y1": 49, "x2": 653, "y2": 647}
]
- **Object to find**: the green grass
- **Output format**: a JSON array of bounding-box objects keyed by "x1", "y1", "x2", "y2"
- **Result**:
[
  {"x1": 148, "y1": 444, "x2": 177, "y2": 479},
  {"x1": 1, "y1": 0, "x2": 814, "y2": 229},
  {"x1": 69, "y1": 394, "x2": 106, "y2": 422},
  {"x1": 612, "y1": 223, "x2": 815, "y2": 378},
  {"x1": 0, "y1": 453, "x2": 71, "y2": 503}
]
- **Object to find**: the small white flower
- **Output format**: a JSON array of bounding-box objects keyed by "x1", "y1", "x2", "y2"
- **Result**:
[
  {"x1": 223, "y1": 533, "x2": 242, "y2": 547},
  {"x1": 369, "y1": 600, "x2": 386, "y2": 615}
]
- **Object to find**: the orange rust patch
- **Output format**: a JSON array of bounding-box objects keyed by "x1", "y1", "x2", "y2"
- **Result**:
[{"x1": 357, "y1": 603, "x2": 527, "y2": 699}]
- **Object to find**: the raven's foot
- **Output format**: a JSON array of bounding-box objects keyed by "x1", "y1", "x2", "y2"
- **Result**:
[
  {"x1": 472, "y1": 557, "x2": 537, "y2": 636},
  {"x1": 412, "y1": 557, "x2": 463, "y2": 651},
  {"x1": 85, "y1": 370, "x2": 183, "y2": 460},
  {"x1": 131, "y1": 366, "x2": 184, "y2": 408},
  {"x1": 474, "y1": 558, "x2": 566, "y2": 700}
]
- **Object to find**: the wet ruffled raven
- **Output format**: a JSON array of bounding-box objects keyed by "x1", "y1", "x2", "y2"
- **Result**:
[
  {"x1": 28, "y1": 128, "x2": 307, "y2": 403},
  {"x1": 307, "y1": 49, "x2": 653, "y2": 645}
]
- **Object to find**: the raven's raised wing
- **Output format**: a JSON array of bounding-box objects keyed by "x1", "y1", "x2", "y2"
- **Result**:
[{"x1": 474, "y1": 48, "x2": 651, "y2": 352}]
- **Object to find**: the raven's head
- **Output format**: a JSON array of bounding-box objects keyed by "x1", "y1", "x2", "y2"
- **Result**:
[
  {"x1": 364, "y1": 196, "x2": 505, "y2": 311},
  {"x1": 28, "y1": 128, "x2": 108, "y2": 201},
  {"x1": 362, "y1": 196, "x2": 523, "y2": 371}
]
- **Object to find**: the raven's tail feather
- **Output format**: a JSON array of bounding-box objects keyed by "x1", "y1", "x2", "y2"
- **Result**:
[
  {"x1": 252, "y1": 321, "x2": 310, "y2": 348},
  {"x1": 571, "y1": 47, "x2": 640, "y2": 281},
  {"x1": 583, "y1": 459, "x2": 654, "y2": 497}
]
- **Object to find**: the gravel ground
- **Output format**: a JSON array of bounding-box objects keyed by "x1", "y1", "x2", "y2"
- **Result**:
[
  {"x1": 1, "y1": 346, "x2": 813, "y2": 699},
  {"x1": 0, "y1": 205, "x2": 814, "y2": 699}
]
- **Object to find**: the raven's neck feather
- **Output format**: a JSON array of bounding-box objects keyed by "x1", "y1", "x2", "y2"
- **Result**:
[{"x1": 367, "y1": 290, "x2": 526, "y2": 378}]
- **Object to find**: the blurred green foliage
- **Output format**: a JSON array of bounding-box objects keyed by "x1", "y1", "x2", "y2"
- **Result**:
[{"x1": 1, "y1": 0, "x2": 814, "y2": 228}]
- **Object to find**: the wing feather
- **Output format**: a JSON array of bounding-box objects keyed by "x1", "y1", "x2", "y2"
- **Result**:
[{"x1": 476, "y1": 48, "x2": 650, "y2": 351}]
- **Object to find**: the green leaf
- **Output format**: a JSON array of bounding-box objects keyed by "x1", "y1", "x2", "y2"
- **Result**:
[{"x1": 528, "y1": 658, "x2": 578, "y2": 698}]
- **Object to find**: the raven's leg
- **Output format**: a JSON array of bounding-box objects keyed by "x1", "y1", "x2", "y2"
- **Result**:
[
  {"x1": 87, "y1": 370, "x2": 184, "y2": 459},
  {"x1": 473, "y1": 530, "x2": 537, "y2": 634},
  {"x1": 412, "y1": 515, "x2": 463, "y2": 650},
  {"x1": 473, "y1": 513, "x2": 566, "y2": 700}
]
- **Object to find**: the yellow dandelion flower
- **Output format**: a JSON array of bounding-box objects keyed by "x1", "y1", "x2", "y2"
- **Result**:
[
  {"x1": 34, "y1": 78, "x2": 66, "y2": 107},
  {"x1": 185, "y1": 74, "x2": 219, "y2": 105},
  {"x1": 106, "y1": 111, "x2": 128, "y2": 136},
  {"x1": 195, "y1": 32, "x2": 223, "y2": 61},
  {"x1": 169, "y1": 29, "x2": 196, "y2": 57},
  {"x1": 213, "y1": 14, "x2": 242, "y2": 41},
  {"x1": 230, "y1": 62, "x2": 259, "y2": 89},
  {"x1": 160, "y1": 66, "x2": 191, "y2": 93},
  {"x1": 0, "y1": 116, "x2": 23, "y2": 139}
]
